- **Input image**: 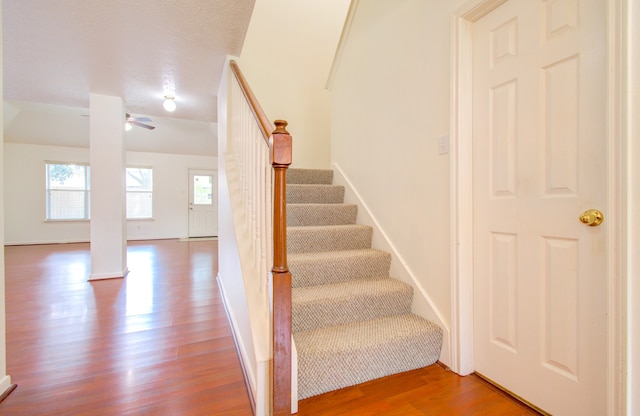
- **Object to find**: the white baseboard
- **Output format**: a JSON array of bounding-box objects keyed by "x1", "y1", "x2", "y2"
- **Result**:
[
  {"x1": 4, "y1": 239, "x2": 89, "y2": 246},
  {"x1": 219, "y1": 273, "x2": 281, "y2": 416},
  {"x1": 216, "y1": 274, "x2": 259, "y2": 411},
  {"x1": 0, "y1": 376, "x2": 15, "y2": 402},
  {"x1": 88, "y1": 267, "x2": 129, "y2": 281}
]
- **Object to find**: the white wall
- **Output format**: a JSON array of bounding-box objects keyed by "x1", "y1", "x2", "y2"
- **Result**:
[
  {"x1": 0, "y1": 0, "x2": 13, "y2": 397},
  {"x1": 3, "y1": 142, "x2": 216, "y2": 245},
  {"x1": 331, "y1": 1, "x2": 635, "y2": 412},
  {"x1": 330, "y1": 0, "x2": 466, "y2": 340},
  {"x1": 126, "y1": 151, "x2": 216, "y2": 240},
  {"x1": 239, "y1": 0, "x2": 350, "y2": 169}
]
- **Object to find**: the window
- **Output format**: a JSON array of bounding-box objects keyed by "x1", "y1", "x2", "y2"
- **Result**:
[
  {"x1": 45, "y1": 164, "x2": 153, "y2": 220},
  {"x1": 126, "y1": 167, "x2": 153, "y2": 219},
  {"x1": 46, "y1": 162, "x2": 90, "y2": 220},
  {"x1": 193, "y1": 174, "x2": 213, "y2": 205}
]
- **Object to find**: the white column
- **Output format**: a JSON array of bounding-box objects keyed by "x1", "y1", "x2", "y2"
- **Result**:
[{"x1": 89, "y1": 94, "x2": 128, "y2": 280}]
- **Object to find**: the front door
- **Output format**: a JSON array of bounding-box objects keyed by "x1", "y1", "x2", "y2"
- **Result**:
[
  {"x1": 472, "y1": 0, "x2": 607, "y2": 414},
  {"x1": 188, "y1": 170, "x2": 218, "y2": 237}
]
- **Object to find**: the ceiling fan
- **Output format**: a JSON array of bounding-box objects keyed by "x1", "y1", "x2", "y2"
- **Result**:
[
  {"x1": 126, "y1": 113, "x2": 155, "y2": 130},
  {"x1": 81, "y1": 112, "x2": 157, "y2": 131}
]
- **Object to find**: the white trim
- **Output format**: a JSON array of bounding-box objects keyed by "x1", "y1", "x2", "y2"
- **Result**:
[
  {"x1": 332, "y1": 163, "x2": 451, "y2": 367},
  {"x1": 449, "y1": 5, "x2": 475, "y2": 377},
  {"x1": 291, "y1": 337, "x2": 298, "y2": 414},
  {"x1": 451, "y1": 0, "x2": 627, "y2": 412},
  {"x1": 608, "y1": 1, "x2": 629, "y2": 414},
  {"x1": 217, "y1": 273, "x2": 255, "y2": 396},
  {"x1": 0, "y1": 376, "x2": 12, "y2": 397},
  {"x1": 217, "y1": 273, "x2": 266, "y2": 415},
  {"x1": 325, "y1": 0, "x2": 360, "y2": 91},
  {"x1": 450, "y1": 0, "x2": 508, "y2": 377},
  {"x1": 88, "y1": 267, "x2": 128, "y2": 281},
  {"x1": 627, "y1": 0, "x2": 640, "y2": 408},
  {"x1": 255, "y1": 361, "x2": 268, "y2": 416},
  {"x1": 4, "y1": 239, "x2": 89, "y2": 246}
]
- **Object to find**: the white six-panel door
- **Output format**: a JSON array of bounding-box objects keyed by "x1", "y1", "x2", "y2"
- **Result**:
[{"x1": 472, "y1": 0, "x2": 607, "y2": 414}]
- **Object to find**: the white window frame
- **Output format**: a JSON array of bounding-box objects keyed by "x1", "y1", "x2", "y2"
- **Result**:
[{"x1": 45, "y1": 161, "x2": 90, "y2": 221}]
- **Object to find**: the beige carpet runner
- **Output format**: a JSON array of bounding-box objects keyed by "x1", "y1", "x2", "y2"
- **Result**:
[{"x1": 287, "y1": 168, "x2": 443, "y2": 399}]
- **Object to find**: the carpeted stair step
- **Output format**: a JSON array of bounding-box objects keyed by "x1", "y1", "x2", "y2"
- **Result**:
[
  {"x1": 287, "y1": 184, "x2": 345, "y2": 204},
  {"x1": 289, "y1": 249, "x2": 391, "y2": 288},
  {"x1": 287, "y1": 203, "x2": 357, "y2": 226},
  {"x1": 286, "y1": 168, "x2": 444, "y2": 401},
  {"x1": 292, "y1": 278, "x2": 413, "y2": 332},
  {"x1": 287, "y1": 168, "x2": 333, "y2": 185},
  {"x1": 294, "y1": 313, "x2": 443, "y2": 399},
  {"x1": 288, "y1": 224, "x2": 372, "y2": 254}
]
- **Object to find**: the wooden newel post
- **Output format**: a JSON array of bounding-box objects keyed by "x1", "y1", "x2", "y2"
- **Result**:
[{"x1": 271, "y1": 119, "x2": 292, "y2": 416}]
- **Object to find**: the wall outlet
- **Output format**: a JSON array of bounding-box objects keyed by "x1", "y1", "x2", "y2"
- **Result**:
[{"x1": 438, "y1": 135, "x2": 449, "y2": 155}]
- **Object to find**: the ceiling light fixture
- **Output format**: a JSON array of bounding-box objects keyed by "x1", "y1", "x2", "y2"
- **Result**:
[
  {"x1": 163, "y1": 95, "x2": 176, "y2": 112},
  {"x1": 125, "y1": 121, "x2": 133, "y2": 131}
]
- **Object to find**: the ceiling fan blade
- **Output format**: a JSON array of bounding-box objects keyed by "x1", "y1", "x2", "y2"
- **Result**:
[
  {"x1": 135, "y1": 117, "x2": 152, "y2": 122},
  {"x1": 131, "y1": 120, "x2": 156, "y2": 130}
]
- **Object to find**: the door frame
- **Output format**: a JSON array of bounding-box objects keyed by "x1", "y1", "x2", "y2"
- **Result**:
[{"x1": 449, "y1": 0, "x2": 628, "y2": 413}]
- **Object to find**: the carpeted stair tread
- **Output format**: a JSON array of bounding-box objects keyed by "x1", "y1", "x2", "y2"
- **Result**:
[
  {"x1": 287, "y1": 168, "x2": 333, "y2": 185},
  {"x1": 292, "y1": 278, "x2": 412, "y2": 332},
  {"x1": 289, "y1": 249, "x2": 391, "y2": 288},
  {"x1": 287, "y1": 203, "x2": 358, "y2": 227},
  {"x1": 294, "y1": 313, "x2": 443, "y2": 399},
  {"x1": 288, "y1": 225, "x2": 372, "y2": 254},
  {"x1": 287, "y1": 168, "x2": 443, "y2": 401},
  {"x1": 287, "y1": 184, "x2": 345, "y2": 204}
]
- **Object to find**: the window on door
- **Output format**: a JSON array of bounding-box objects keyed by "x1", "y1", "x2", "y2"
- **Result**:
[
  {"x1": 126, "y1": 167, "x2": 153, "y2": 219},
  {"x1": 193, "y1": 174, "x2": 213, "y2": 205},
  {"x1": 46, "y1": 162, "x2": 90, "y2": 220}
]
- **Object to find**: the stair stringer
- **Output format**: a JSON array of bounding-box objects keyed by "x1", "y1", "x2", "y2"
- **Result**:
[{"x1": 331, "y1": 163, "x2": 451, "y2": 367}]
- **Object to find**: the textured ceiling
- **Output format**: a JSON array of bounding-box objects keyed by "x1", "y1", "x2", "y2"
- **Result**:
[{"x1": 2, "y1": 0, "x2": 255, "y2": 122}]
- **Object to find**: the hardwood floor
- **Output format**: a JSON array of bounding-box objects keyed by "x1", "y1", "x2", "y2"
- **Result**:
[
  {"x1": 1, "y1": 239, "x2": 253, "y2": 415},
  {"x1": 297, "y1": 364, "x2": 542, "y2": 416},
  {"x1": 1, "y1": 239, "x2": 540, "y2": 415}
]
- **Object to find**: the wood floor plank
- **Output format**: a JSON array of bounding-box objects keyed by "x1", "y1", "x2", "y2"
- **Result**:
[
  {"x1": 2, "y1": 239, "x2": 542, "y2": 415},
  {"x1": 296, "y1": 365, "x2": 543, "y2": 416},
  {"x1": 0, "y1": 239, "x2": 253, "y2": 416}
]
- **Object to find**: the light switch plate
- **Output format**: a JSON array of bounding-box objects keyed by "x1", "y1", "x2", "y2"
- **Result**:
[{"x1": 438, "y1": 135, "x2": 449, "y2": 155}]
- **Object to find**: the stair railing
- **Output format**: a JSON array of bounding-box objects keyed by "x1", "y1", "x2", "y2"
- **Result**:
[{"x1": 229, "y1": 60, "x2": 292, "y2": 416}]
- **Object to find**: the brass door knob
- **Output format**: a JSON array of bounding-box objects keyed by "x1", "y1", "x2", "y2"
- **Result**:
[{"x1": 579, "y1": 209, "x2": 604, "y2": 226}]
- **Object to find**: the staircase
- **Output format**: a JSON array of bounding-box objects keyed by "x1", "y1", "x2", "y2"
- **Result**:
[{"x1": 287, "y1": 168, "x2": 443, "y2": 399}]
